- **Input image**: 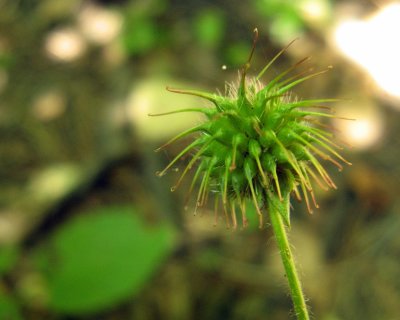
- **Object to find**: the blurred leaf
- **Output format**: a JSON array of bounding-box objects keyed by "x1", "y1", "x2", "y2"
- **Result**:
[
  {"x1": 193, "y1": 9, "x2": 225, "y2": 48},
  {"x1": 122, "y1": 17, "x2": 159, "y2": 54},
  {"x1": 254, "y1": 0, "x2": 305, "y2": 42},
  {"x1": 224, "y1": 42, "x2": 251, "y2": 66},
  {"x1": 128, "y1": 78, "x2": 203, "y2": 142},
  {"x1": 137, "y1": 0, "x2": 169, "y2": 15},
  {"x1": 35, "y1": 206, "x2": 176, "y2": 315},
  {"x1": 27, "y1": 164, "x2": 85, "y2": 206},
  {"x1": 269, "y1": 12, "x2": 303, "y2": 42},
  {"x1": 0, "y1": 245, "x2": 19, "y2": 276},
  {"x1": 254, "y1": 0, "x2": 298, "y2": 17},
  {"x1": 0, "y1": 53, "x2": 15, "y2": 69},
  {"x1": 0, "y1": 293, "x2": 23, "y2": 320}
]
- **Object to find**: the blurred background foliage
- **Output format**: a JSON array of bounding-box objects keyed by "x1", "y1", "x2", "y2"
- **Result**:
[{"x1": 0, "y1": 0, "x2": 399, "y2": 319}]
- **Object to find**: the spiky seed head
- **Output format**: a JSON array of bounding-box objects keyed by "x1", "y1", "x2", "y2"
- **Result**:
[{"x1": 151, "y1": 29, "x2": 351, "y2": 228}]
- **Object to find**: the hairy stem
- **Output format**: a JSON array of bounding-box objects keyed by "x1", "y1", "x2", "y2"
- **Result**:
[{"x1": 267, "y1": 194, "x2": 310, "y2": 320}]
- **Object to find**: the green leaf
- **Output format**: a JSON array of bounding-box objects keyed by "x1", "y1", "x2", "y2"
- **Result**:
[
  {"x1": 193, "y1": 9, "x2": 225, "y2": 48},
  {"x1": 122, "y1": 17, "x2": 159, "y2": 54},
  {"x1": 225, "y1": 42, "x2": 251, "y2": 66},
  {"x1": 0, "y1": 293, "x2": 23, "y2": 320},
  {"x1": 0, "y1": 245, "x2": 19, "y2": 276},
  {"x1": 253, "y1": 0, "x2": 305, "y2": 43},
  {"x1": 35, "y1": 206, "x2": 176, "y2": 315}
]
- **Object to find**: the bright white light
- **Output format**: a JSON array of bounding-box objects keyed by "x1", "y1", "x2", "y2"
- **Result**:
[
  {"x1": 334, "y1": 3, "x2": 400, "y2": 98},
  {"x1": 347, "y1": 120, "x2": 371, "y2": 141},
  {"x1": 333, "y1": 105, "x2": 383, "y2": 150},
  {"x1": 300, "y1": 0, "x2": 328, "y2": 21},
  {"x1": 78, "y1": 4, "x2": 123, "y2": 45},
  {"x1": 45, "y1": 28, "x2": 86, "y2": 62}
]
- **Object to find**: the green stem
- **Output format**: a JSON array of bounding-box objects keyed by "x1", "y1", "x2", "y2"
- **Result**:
[{"x1": 267, "y1": 194, "x2": 310, "y2": 320}]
